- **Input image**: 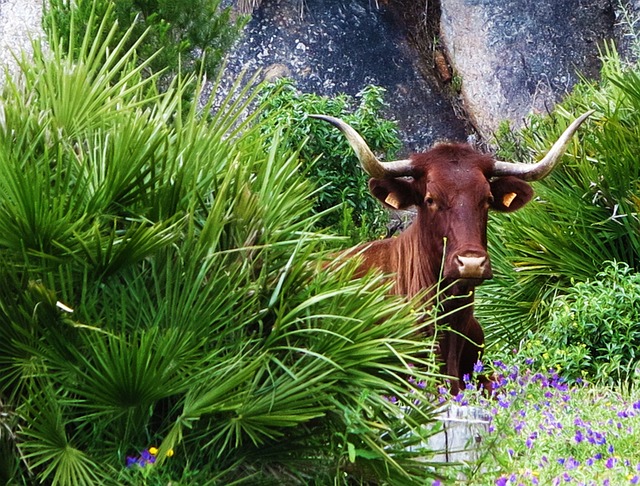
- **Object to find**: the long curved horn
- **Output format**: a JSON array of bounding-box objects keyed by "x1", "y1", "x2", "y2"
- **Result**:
[
  {"x1": 310, "y1": 114, "x2": 415, "y2": 178},
  {"x1": 492, "y1": 110, "x2": 595, "y2": 181}
]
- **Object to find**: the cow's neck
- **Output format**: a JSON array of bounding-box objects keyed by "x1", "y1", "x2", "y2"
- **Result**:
[
  {"x1": 392, "y1": 224, "x2": 439, "y2": 298},
  {"x1": 392, "y1": 222, "x2": 475, "y2": 298}
]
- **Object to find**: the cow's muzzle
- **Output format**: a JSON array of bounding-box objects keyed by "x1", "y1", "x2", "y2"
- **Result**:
[{"x1": 455, "y1": 254, "x2": 492, "y2": 280}]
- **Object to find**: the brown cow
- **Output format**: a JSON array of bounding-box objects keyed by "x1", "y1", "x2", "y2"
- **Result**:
[{"x1": 311, "y1": 111, "x2": 593, "y2": 394}]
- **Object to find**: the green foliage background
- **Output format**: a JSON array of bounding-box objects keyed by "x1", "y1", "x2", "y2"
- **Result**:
[
  {"x1": 478, "y1": 45, "x2": 640, "y2": 355},
  {"x1": 256, "y1": 79, "x2": 402, "y2": 240},
  {"x1": 44, "y1": 0, "x2": 248, "y2": 88},
  {"x1": 517, "y1": 261, "x2": 640, "y2": 386}
]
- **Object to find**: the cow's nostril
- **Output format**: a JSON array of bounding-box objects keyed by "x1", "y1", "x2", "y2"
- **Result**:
[{"x1": 456, "y1": 256, "x2": 487, "y2": 278}]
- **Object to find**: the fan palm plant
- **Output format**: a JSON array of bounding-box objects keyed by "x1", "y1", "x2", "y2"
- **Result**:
[{"x1": 0, "y1": 6, "x2": 448, "y2": 485}]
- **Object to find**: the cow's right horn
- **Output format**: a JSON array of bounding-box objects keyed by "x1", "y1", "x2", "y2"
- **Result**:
[
  {"x1": 492, "y1": 110, "x2": 595, "y2": 181},
  {"x1": 310, "y1": 114, "x2": 416, "y2": 178}
]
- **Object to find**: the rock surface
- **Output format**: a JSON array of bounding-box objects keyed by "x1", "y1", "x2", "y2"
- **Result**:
[
  {"x1": 1, "y1": 0, "x2": 637, "y2": 145},
  {"x1": 0, "y1": 0, "x2": 44, "y2": 88},
  {"x1": 220, "y1": 0, "x2": 469, "y2": 153},
  {"x1": 440, "y1": 0, "x2": 617, "y2": 137}
]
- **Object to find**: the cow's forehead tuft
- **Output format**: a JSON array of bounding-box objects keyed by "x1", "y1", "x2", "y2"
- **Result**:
[{"x1": 413, "y1": 143, "x2": 494, "y2": 174}]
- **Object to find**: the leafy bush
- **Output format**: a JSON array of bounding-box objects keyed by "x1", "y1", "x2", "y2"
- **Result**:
[
  {"x1": 44, "y1": 0, "x2": 247, "y2": 88},
  {"x1": 477, "y1": 44, "x2": 640, "y2": 347},
  {"x1": 0, "y1": 11, "x2": 446, "y2": 485},
  {"x1": 256, "y1": 79, "x2": 402, "y2": 239},
  {"x1": 516, "y1": 261, "x2": 640, "y2": 385}
]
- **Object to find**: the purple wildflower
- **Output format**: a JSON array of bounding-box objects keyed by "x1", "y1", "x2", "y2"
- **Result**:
[
  {"x1": 498, "y1": 396, "x2": 510, "y2": 408},
  {"x1": 126, "y1": 448, "x2": 157, "y2": 468},
  {"x1": 588, "y1": 431, "x2": 606, "y2": 445},
  {"x1": 606, "y1": 456, "x2": 617, "y2": 469},
  {"x1": 473, "y1": 360, "x2": 484, "y2": 373},
  {"x1": 384, "y1": 395, "x2": 398, "y2": 404},
  {"x1": 493, "y1": 360, "x2": 507, "y2": 370},
  {"x1": 565, "y1": 457, "x2": 580, "y2": 470},
  {"x1": 454, "y1": 393, "x2": 469, "y2": 406}
]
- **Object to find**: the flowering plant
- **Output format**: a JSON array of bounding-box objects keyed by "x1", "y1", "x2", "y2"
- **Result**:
[{"x1": 459, "y1": 358, "x2": 640, "y2": 485}]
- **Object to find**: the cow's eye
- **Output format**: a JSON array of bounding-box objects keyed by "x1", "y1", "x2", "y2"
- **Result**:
[{"x1": 425, "y1": 195, "x2": 435, "y2": 207}]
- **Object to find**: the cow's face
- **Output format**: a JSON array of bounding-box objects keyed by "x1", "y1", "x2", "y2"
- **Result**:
[
  {"x1": 368, "y1": 144, "x2": 533, "y2": 283},
  {"x1": 309, "y1": 112, "x2": 591, "y2": 281}
]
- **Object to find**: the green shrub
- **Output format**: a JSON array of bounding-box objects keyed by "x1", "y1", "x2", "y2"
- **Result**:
[
  {"x1": 518, "y1": 261, "x2": 640, "y2": 385},
  {"x1": 44, "y1": 0, "x2": 248, "y2": 89},
  {"x1": 256, "y1": 79, "x2": 402, "y2": 240}
]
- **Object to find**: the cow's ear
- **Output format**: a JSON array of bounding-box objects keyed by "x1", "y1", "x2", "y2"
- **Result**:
[
  {"x1": 489, "y1": 176, "x2": 533, "y2": 212},
  {"x1": 369, "y1": 178, "x2": 421, "y2": 210}
]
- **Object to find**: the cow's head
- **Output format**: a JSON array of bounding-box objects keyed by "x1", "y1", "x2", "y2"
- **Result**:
[{"x1": 310, "y1": 112, "x2": 593, "y2": 284}]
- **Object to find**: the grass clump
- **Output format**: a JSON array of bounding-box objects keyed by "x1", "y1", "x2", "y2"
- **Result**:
[{"x1": 477, "y1": 43, "x2": 640, "y2": 347}]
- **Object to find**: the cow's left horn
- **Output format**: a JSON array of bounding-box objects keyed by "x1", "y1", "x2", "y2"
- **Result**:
[
  {"x1": 492, "y1": 110, "x2": 595, "y2": 181},
  {"x1": 310, "y1": 114, "x2": 416, "y2": 178}
]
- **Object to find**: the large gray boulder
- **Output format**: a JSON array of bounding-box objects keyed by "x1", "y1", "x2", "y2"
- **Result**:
[
  {"x1": 225, "y1": 0, "x2": 631, "y2": 143},
  {"x1": 440, "y1": 0, "x2": 617, "y2": 137},
  {"x1": 220, "y1": 0, "x2": 468, "y2": 153}
]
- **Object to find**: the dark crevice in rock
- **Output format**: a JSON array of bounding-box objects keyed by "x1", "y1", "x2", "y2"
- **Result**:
[{"x1": 386, "y1": 0, "x2": 479, "y2": 141}]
